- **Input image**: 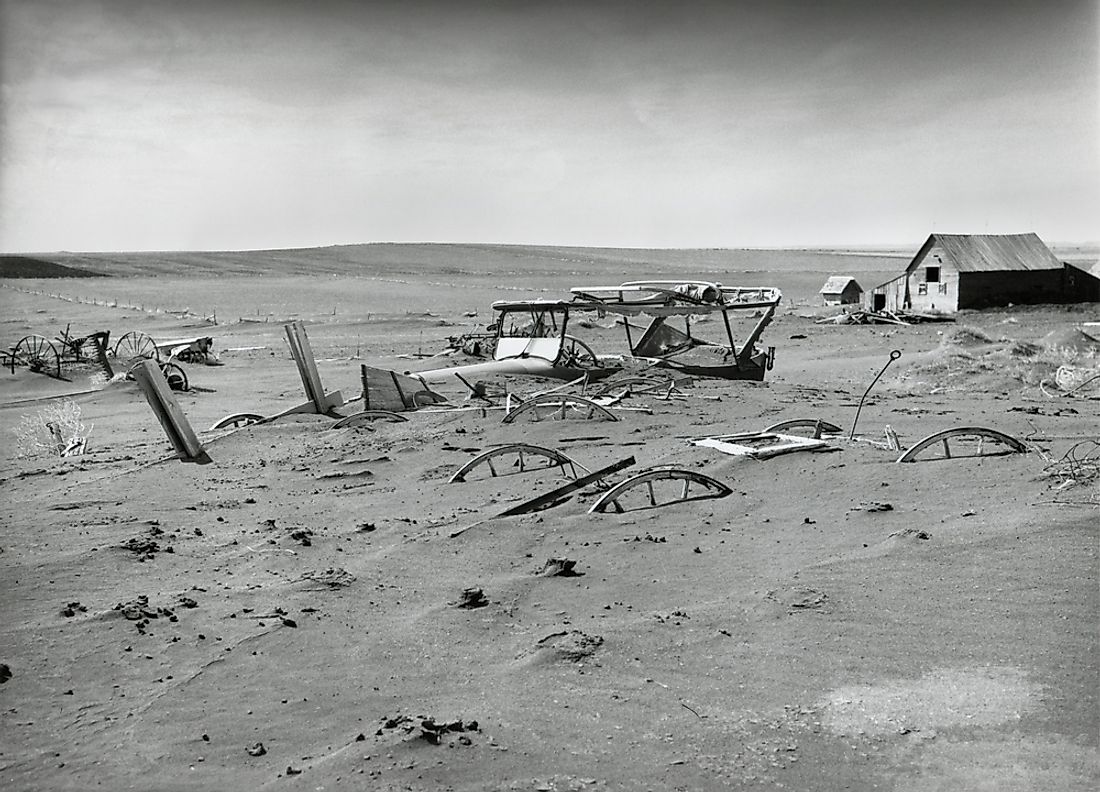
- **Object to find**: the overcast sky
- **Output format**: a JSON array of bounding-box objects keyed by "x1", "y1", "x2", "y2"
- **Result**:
[{"x1": 1, "y1": 0, "x2": 1096, "y2": 252}]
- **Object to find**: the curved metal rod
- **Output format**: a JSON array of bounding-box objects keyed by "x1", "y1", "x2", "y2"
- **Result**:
[
  {"x1": 896, "y1": 427, "x2": 1028, "y2": 463},
  {"x1": 502, "y1": 393, "x2": 619, "y2": 424},
  {"x1": 588, "y1": 468, "x2": 732, "y2": 514},
  {"x1": 764, "y1": 418, "x2": 843, "y2": 437},
  {"x1": 449, "y1": 443, "x2": 592, "y2": 484},
  {"x1": 331, "y1": 410, "x2": 409, "y2": 428},
  {"x1": 208, "y1": 413, "x2": 265, "y2": 430},
  {"x1": 850, "y1": 350, "x2": 901, "y2": 440}
]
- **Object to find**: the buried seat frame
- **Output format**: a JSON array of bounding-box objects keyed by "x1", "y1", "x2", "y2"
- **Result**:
[
  {"x1": 895, "y1": 426, "x2": 1028, "y2": 463},
  {"x1": 449, "y1": 443, "x2": 591, "y2": 484},
  {"x1": 502, "y1": 392, "x2": 619, "y2": 424},
  {"x1": 588, "y1": 468, "x2": 733, "y2": 514}
]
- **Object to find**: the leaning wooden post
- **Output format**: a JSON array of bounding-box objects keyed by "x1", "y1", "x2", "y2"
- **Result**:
[
  {"x1": 131, "y1": 359, "x2": 212, "y2": 464},
  {"x1": 265, "y1": 322, "x2": 344, "y2": 421}
]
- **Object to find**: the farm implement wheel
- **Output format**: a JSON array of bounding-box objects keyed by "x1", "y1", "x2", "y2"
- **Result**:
[
  {"x1": 209, "y1": 413, "x2": 265, "y2": 430},
  {"x1": 896, "y1": 427, "x2": 1028, "y2": 463},
  {"x1": 502, "y1": 393, "x2": 619, "y2": 424},
  {"x1": 113, "y1": 331, "x2": 159, "y2": 364},
  {"x1": 558, "y1": 335, "x2": 599, "y2": 368},
  {"x1": 588, "y1": 468, "x2": 733, "y2": 514},
  {"x1": 11, "y1": 335, "x2": 63, "y2": 378},
  {"x1": 162, "y1": 362, "x2": 189, "y2": 392}
]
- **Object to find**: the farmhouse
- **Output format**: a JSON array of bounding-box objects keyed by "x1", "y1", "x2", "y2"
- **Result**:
[
  {"x1": 866, "y1": 233, "x2": 1082, "y2": 314},
  {"x1": 819, "y1": 276, "x2": 863, "y2": 306}
]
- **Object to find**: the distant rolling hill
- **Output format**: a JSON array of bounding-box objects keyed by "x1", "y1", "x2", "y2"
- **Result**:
[
  {"x1": 0, "y1": 255, "x2": 106, "y2": 278},
  {"x1": 10, "y1": 244, "x2": 912, "y2": 279}
]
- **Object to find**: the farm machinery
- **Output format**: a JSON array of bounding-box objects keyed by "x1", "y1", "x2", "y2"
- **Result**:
[{"x1": 2, "y1": 325, "x2": 209, "y2": 391}]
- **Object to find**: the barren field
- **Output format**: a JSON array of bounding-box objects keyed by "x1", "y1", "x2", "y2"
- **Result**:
[{"x1": 1, "y1": 245, "x2": 1097, "y2": 791}]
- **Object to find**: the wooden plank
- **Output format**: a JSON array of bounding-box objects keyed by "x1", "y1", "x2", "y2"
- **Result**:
[
  {"x1": 131, "y1": 359, "x2": 211, "y2": 464},
  {"x1": 284, "y1": 321, "x2": 328, "y2": 412}
]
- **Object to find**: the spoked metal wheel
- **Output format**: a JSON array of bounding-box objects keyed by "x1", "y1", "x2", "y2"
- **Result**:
[
  {"x1": 559, "y1": 335, "x2": 599, "y2": 368},
  {"x1": 209, "y1": 413, "x2": 265, "y2": 430},
  {"x1": 162, "y1": 362, "x2": 189, "y2": 392},
  {"x1": 113, "y1": 331, "x2": 159, "y2": 364},
  {"x1": 11, "y1": 335, "x2": 63, "y2": 378}
]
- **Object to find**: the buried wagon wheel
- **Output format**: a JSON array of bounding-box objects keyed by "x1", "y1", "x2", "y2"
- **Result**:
[
  {"x1": 588, "y1": 468, "x2": 733, "y2": 514},
  {"x1": 209, "y1": 413, "x2": 265, "y2": 430},
  {"x1": 502, "y1": 393, "x2": 619, "y2": 424},
  {"x1": 11, "y1": 335, "x2": 63, "y2": 378},
  {"x1": 896, "y1": 427, "x2": 1028, "y2": 463},
  {"x1": 113, "y1": 331, "x2": 159, "y2": 364}
]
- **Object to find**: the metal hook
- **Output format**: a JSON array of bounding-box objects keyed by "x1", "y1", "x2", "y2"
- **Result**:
[{"x1": 850, "y1": 350, "x2": 902, "y2": 440}]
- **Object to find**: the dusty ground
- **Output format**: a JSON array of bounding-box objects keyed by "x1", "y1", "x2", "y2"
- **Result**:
[{"x1": 0, "y1": 247, "x2": 1097, "y2": 791}]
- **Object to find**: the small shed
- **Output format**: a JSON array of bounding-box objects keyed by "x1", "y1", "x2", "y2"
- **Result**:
[
  {"x1": 820, "y1": 276, "x2": 863, "y2": 306},
  {"x1": 867, "y1": 233, "x2": 1069, "y2": 314}
]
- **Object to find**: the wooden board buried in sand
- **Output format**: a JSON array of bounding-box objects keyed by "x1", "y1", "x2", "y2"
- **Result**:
[{"x1": 693, "y1": 431, "x2": 830, "y2": 459}]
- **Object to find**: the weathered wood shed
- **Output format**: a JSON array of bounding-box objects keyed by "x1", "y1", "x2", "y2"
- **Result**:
[
  {"x1": 819, "y1": 276, "x2": 863, "y2": 306},
  {"x1": 867, "y1": 233, "x2": 1069, "y2": 314}
]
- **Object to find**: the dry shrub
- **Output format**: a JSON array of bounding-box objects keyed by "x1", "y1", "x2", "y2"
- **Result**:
[
  {"x1": 12, "y1": 400, "x2": 92, "y2": 458},
  {"x1": 944, "y1": 325, "x2": 998, "y2": 347},
  {"x1": 906, "y1": 336, "x2": 1100, "y2": 394}
]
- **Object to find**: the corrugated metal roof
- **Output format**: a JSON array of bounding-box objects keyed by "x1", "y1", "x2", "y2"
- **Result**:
[
  {"x1": 819, "y1": 276, "x2": 862, "y2": 294},
  {"x1": 910, "y1": 233, "x2": 1063, "y2": 273}
]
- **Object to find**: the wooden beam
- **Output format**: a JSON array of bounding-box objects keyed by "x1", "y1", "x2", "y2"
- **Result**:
[{"x1": 131, "y1": 359, "x2": 212, "y2": 464}]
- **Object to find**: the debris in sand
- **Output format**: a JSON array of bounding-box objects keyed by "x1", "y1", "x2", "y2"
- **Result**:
[
  {"x1": 374, "y1": 714, "x2": 481, "y2": 746},
  {"x1": 455, "y1": 588, "x2": 489, "y2": 609},
  {"x1": 890, "y1": 527, "x2": 932, "y2": 540},
  {"x1": 118, "y1": 536, "x2": 164, "y2": 561},
  {"x1": 528, "y1": 630, "x2": 604, "y2": 662},
  {"x1": 766, "y1": 586, "x2": 829, "y2": 613},
  {"x1": 299, "y1": 567, "x2": 355, "y2": 588},
  {"x1": 693, "y1": 431, "x2": 831, "y2": 459},
  {"x1": 0, "y1": 663, "x2": 11, "y2": 684},
  {"x1": 540, "y1": 557, "x2": 581, "y2": 577},
  {"x1": 857, "y1": 502, "x2": 894, "y2": 512},
  {"x1": 59, "y1": 601, "x2": 87, "y2": 617},
  {"x1": 246, "y1": 742, "x2": 266, "y2": 756}
]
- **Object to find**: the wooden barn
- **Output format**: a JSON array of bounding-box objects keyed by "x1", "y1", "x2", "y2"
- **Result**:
[
  {"x1": 866, "y1": 233, "x2": 1078, "y2": 314},
  {"x1": 819, "y1": 276, "x2": 863, "y2": 306}
]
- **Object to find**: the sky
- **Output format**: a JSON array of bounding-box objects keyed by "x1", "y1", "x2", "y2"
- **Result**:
[{"x1": 0, "y1": 0, "x2": 1097, "y2": 252}]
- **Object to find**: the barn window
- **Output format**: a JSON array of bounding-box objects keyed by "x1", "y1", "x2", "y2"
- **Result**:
[
  {"x1": 918, "y1": 283, "x2": 928, "y2": 295},
  {"x1": 938, "y1": 282, "x2": 948, "y2": 294},
  {"x1": 926, "y1": 266, "x2": 940, "y2": 283}
]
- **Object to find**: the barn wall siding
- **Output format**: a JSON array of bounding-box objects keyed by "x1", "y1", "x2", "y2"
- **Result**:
[{"x1": 957, "y1": 271, "x2": 1065, "y2": 308}]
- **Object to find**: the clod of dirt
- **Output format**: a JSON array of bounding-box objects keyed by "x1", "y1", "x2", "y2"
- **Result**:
[
  {"x1": 890, "y1": 527, "x2": 933, "y2": 540},
  {"x1": 289, "y1": 528, "x2": 313, "y2": 547},
  {"x1": 456, "y1": 588, "x2": 489, "y2": 609},
  {"x1": 859, "y1": 502, "x2": 894, "y2": 512},
  {"x1": 766, "y1": 586, "x2": 829, "y2": 613},
  {"x1": 119, "y1": 537, "x2": 160, "y2": 561},
  {"x1": 0, "y1": 663, "x2": 11, "y2": 684},
  {"x1": 540, "y1": 557, "x2": 581, "y2": 577},
  {"x1": 60, "y1": 601, "x2": 87, "y2": 618},
  {"x1": 246, "y1": 742, "x2": 266, "y2": 756},
  {"x1": 299, "y1": 567, "x2": 355, "y2": 588},
  {"x1": 526, "y1": 630, "x2": 604, "y2": 663},
  {"x1": 285, "y1": 766, "x2": 301, "y2": 776},
  {"x1": 419, "y1": 718, "x2": 481, "y2": 745},
  {"x1": 629, "y1": 533, "x2": 666, "y2": 543},
  {"x1": 356, "y1": 522, "x2": 376, "y2": 533}
]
